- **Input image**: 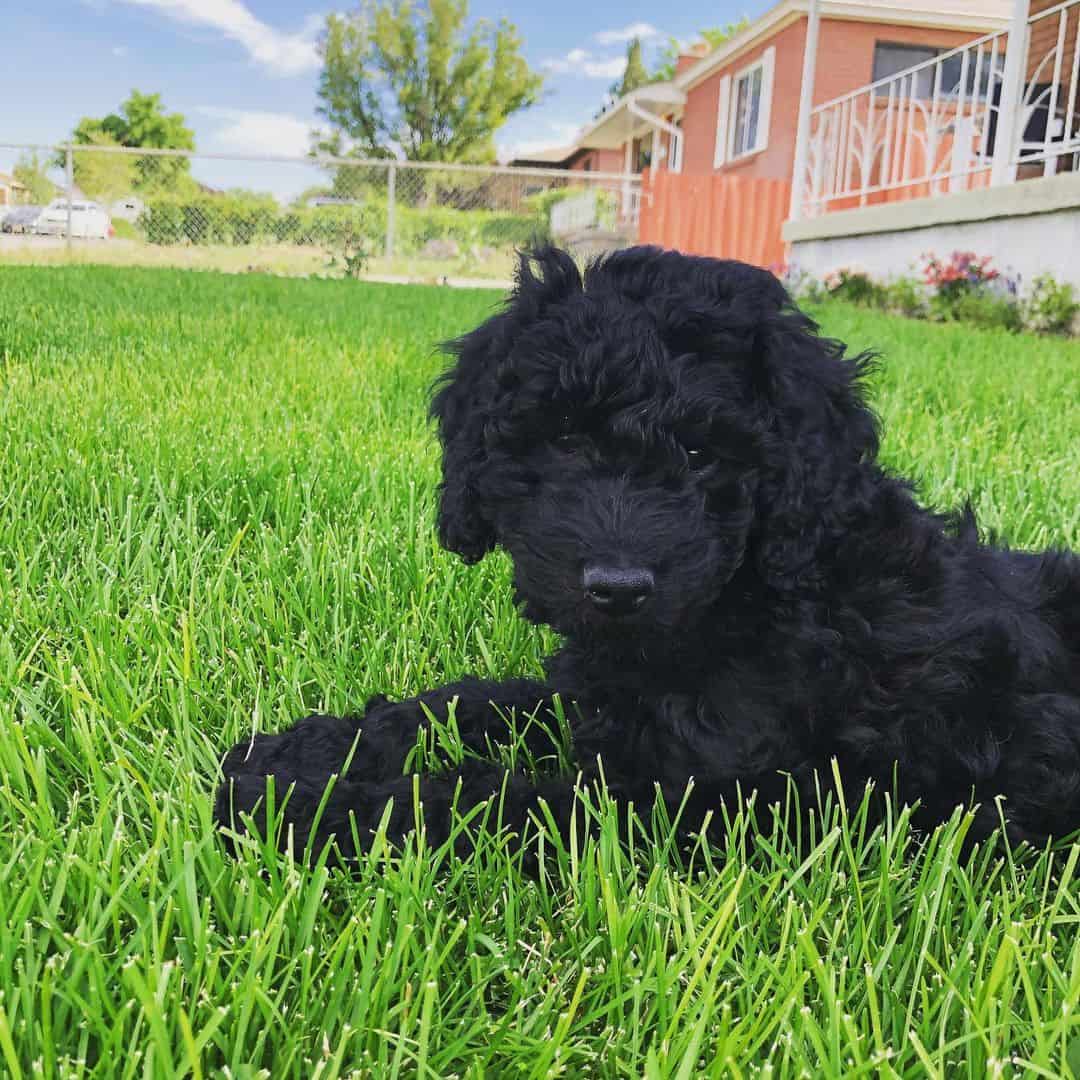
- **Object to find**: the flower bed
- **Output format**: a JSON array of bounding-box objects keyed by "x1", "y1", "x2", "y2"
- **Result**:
[{"x1": 784, "y1": 253, "x2": 1079, "y2": 337}]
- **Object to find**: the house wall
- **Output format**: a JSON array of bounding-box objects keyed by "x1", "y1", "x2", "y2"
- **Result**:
[{"x1": 681, "y1": 17, "x2": 982, "y2": 179}]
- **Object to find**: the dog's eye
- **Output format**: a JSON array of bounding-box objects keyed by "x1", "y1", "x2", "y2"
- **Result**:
[
  {"x1": 685, "y1": 448, "x2": 711, "y2": 469},
  {"x1": 554, "y1": 433, "x2": 585, "y2": 453}
]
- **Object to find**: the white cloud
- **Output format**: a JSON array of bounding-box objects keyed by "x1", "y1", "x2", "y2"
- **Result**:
[
  {"x1": 112, "y1": 45, "x2": 129, "y2": 57},
  {"x1": 594, "y1": 22, "x2": 661, "y2": 45},
  {"x1": 542, "y1": 49, "x2": 626, "y2": 79},
  {"x1": 197, "y1": 107, "x2": 313, "y2": 158},
  {"x1": 117, "y1": 0, "x2": 321, "y2": 76}
]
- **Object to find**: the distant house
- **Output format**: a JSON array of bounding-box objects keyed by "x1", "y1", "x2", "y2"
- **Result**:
[
  {"x1": 506, "y1": 147, "x2": 577, "y2": 169},
  {"x1": 569, "y1": 0, "x2": 1010, "y2": 182},
  {"x1": 0, "y1": 172, "x2": 30, "y2": 207},
  {"x1": 507, "y1": 145, "x2": 626, "y2": 173}
]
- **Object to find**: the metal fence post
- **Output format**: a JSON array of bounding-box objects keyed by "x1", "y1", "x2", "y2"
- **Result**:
[
  {"x1": 65, "y1": 144, "x2": 74, "y2": 252},
  {"x1": 386, "y1": 162, "x2": 396, "y2": 260}
]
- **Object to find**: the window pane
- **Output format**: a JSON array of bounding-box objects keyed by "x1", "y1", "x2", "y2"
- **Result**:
[
  {"x1": 746, "y1": 67, "x2": 762, "y2": 151},
  {"x1": 733, "y1": 76, "x2": 750, "y2": 156},
  {"x1": 732, "y1": 65, "x2": 765, "y2": 158},
  {"x1": 939, "y1": 51, "x2": 995, "y2": 100},
  {"x1": 872, "y1": 43, "x2": 939, "y2": 97}
]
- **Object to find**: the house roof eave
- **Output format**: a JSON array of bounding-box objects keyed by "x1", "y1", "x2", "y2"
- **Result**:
[
  {"x1": 675, "y1": 0, "x2": 1013, "y2": 93},
  {"x1": 574, "y1": 82, "x2": 687, "y2": 151}
]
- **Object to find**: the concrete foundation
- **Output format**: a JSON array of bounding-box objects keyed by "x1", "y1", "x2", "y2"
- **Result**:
[{"x1": 784, "y1": 173, "x2": 1080, "y2": 291}]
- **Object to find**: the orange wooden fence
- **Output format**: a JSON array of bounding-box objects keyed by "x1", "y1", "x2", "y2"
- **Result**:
[{"x1": 637, "y1": 170, "x2": 792, "y2": 270}]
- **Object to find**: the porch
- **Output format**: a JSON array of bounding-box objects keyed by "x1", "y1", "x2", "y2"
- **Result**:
[{"x1": 784, "y1": 0, "x2": 1080, "y2": 287}]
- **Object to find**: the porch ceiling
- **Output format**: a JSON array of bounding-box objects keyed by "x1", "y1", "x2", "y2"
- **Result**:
[{"x1": 576, "y1": 83, "x2": 687, "y2": 150}]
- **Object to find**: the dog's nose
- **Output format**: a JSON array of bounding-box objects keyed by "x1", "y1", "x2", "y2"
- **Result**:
[{"x1": 583, "y1": 565, "x2": 654, "y2": 616}]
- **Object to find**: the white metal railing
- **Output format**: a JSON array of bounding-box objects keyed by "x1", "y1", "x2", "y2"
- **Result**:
[
  {"x1": 801, "y1": 30, "x2": 1009, "y2": 215},
  {"x1": 797, "y1": 0, "x2": 1080, "y2": 217}
]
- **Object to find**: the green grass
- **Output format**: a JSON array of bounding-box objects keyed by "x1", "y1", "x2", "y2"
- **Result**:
[
  {"x1": 1, "y1": 265, "x2": 1079, "y2": 1077},
  {"x1": 0, "y1": 238, "x2": 517, "y2": 285}
]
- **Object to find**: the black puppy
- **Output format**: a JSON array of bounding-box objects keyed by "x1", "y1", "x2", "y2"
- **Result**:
[{"x1": 215, "y1": 246, "x2": 1080, "y2": 862}]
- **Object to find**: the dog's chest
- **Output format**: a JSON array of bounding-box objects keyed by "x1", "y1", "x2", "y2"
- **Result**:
[{"x1": 580, "y1": 666, "x2": 814, "y2": 784}]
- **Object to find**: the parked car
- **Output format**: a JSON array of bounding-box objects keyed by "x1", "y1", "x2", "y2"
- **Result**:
[
  {"x1": 33, "y1": 199, "x2": 114, "y2": 239},
  {"x1": 1, "y1": 205, "x2": 44, "y2": 234}
]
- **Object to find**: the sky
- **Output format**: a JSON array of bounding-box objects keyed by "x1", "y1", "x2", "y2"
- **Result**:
[{"x1": 0, "y1": 0, "x2": 763, "y2": 200}]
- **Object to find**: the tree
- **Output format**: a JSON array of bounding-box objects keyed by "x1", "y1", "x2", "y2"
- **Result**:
[
  {"x1": 611, "y1": 38, "x2": 650, "y2": 99},
  {"x1": 65, "y1": 91, "x2": 196, "y2": 193},
  {"x1": 315, "y1": 0, "x2": 542, "y2": 164},
  {"x1": 72, "y1": 132, "x2": 138, "y2": 201},
  {"x1": 13, "y1": 152, "x2": 55, "y2": 204},
  {"x1": 651, "y1": 19, "x2": 751, "y2": 83}
]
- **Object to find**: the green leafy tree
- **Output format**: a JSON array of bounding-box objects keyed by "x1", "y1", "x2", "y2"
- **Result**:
[
  {"x1": 651, "y1": 19, "x2": 751, "y2": 82},
  {"x1": 65, "y1": 91, "x2": 196, "y2": 193},
  {"x1": 611, "y1": 38, "x2": 650, "y2": 98},
  {"x1": 71, "y1": 132, "x2": 138, "y2": 201},
  {"x1": 315, "y1": 0, "x2": 542, "y2": 164},
  {"x1": 13, "y1": 152, "x2": 55, "y2": 204}
]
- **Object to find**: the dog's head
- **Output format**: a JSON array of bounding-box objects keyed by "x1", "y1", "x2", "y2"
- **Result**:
[{"x1": 431, "y1": 246, "x2": 879, "y2": 655}]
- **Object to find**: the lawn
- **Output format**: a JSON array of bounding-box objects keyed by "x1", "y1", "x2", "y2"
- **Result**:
[
  {"x1": 1, "y1": 265, "x2": 1079, "y2": 1078},
  {"x1": 0, "y1": 237, "x2": 517, "y2": 287}
]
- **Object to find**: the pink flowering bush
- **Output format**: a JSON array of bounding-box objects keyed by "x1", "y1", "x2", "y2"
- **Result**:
[
  {"x1": 920, "y1": 251, "x2": 1019, "y2": 329},
  {"x1": 921, "y1": 251, "x2": 1004, "y2": 300}
]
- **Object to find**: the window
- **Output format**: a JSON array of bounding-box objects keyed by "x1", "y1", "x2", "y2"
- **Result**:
[
  {"x1": 714, "y1": 46, "x2": 775, "y2": 168},
  {"x1": 668, "y1": 119, "x2": 684, "y2": 172},
  {"x1": 732, "y1": 65, "x2": 764, "y2": 158},
  {"x1": 872, "y1": 42, "x2": 992, "y2": 100}
]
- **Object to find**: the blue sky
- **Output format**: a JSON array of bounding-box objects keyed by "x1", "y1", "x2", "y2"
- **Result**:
[{"x1": 1, "y1": 0, "x2": 762, "y2": 198}]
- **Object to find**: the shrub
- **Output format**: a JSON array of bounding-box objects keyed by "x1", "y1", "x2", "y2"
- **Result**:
[
  {"x1": 946, "y1": 289, "x2": 1022, "y2": 333},
  {"x1": 395, "y1": 205, "x2": 545, "y2": 254},
  {"x1": 883, "y1": 276, "x2": 929, "y2": 318},
  {"x1": 823, "y1": 267, "x2": 887, "y2": 307},
  {"x1": 921, "y1": 251, "x2": 1001, "y2": 300},
  {"x1": 920, "y1": 251, "x2": 1021, "y2": 325},
  {"x1": 138, "y1": 193, "x2": 544, "y2": 257},
  {"x1": 781, "y1": 265, "x2": 827, "y2": 305},
  {"x1": 111, "y1": 219, "x2": 140, "y2": 241},
  {"x1": 1021, "y1": 273, "x2": 1079, "y2": 335}
]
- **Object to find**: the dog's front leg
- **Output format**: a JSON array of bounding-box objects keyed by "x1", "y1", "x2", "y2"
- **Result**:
[
  {"x1": 358, "y1": 676, "x2": 571, "y2": 776},
  {"x1": 213, "y1": 677, "x2": 575, "y2": 861},
  {"x1": 262, "y1": 763, "x2": 582, "y2": 866}
]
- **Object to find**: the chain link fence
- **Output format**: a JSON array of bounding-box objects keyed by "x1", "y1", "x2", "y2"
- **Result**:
[{"x1": 0, "y1": 144, "x2": 643, "y2": 285}]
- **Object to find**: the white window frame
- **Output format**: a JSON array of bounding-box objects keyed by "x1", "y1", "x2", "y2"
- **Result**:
[
  {"x1": 714, "y1": 46, "x2": 775, "y2": 168},
  {"x1": 668, "y1": 120, "x2": 684, "y2": 172}
]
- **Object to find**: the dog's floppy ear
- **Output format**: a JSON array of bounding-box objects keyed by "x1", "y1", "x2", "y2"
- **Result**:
[
  {"x1": 753, "y1": 309, "x2": 880, "y2": 590},
  {"x1": 430, "y1": 247, "x2": 583, "y2": 563},
  {"x1": 430, "y1": 317, "x2": 500, "y2": 563}
]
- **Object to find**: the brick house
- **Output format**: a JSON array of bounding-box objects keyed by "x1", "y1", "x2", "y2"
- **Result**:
[{"x1": 569, "y1": 0, "x2": 1010, "y2": 185}]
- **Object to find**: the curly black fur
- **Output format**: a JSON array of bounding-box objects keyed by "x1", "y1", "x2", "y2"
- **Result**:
[{"x1": 215, "y1": 246, "x2": 1080, "y2": 862}]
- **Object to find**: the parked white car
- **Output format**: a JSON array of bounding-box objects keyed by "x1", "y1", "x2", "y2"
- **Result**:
[
  {"x1": 33, "y1": 200, "x2": 114, "y2": 239},
  {"x1": 1, "y1": 205, "x2": 44, "y2": 234}
]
